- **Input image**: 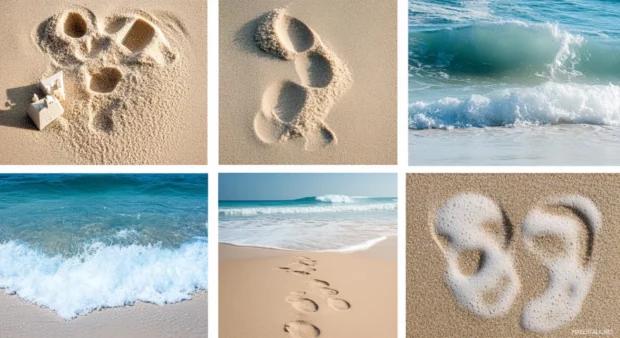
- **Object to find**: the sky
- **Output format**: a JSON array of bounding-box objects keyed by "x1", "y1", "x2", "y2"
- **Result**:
[{"x1": 219, "y1": 173, "x2": 397, "y2": 200}]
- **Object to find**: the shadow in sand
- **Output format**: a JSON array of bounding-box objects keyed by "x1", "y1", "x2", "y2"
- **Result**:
[
  {"x1": 234, "y1": 13, "x2": 281, "y2": 60},
  {"x1": 1, "y1": 85, "x2": 39, "y2": 130}
]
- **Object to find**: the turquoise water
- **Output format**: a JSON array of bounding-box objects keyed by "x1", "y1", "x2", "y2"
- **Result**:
[
  {"x1": 0, "y1": 175, "x2": 208, "y2": 319},
  {"x1": 219, "y1": 195, "x2": 397, "y2": 252},
  {"x1": 409, "y1": 0, "x2": 620, "y2": 165}
]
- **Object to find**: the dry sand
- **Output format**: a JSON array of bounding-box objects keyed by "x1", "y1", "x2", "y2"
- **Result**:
[
  {"x1": 407, "y1": 174, "x2": 620, "y2": 337},
  {"x1": 219, "y1": 0, "x2": 397, "y2": 164},
  {"x1": 219, "y1": 237, "x2": 397, "y2": 338},
  {"x1": 0, "y1": 0, "x2": 207, "y2": 164},
  {"x1": 0, "y1": 291, "x2": 207, "y2": 338}
]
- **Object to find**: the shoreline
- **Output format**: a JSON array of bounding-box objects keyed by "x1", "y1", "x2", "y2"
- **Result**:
[
  {"x1": 219, "y1": 236, "x2": 396, "y2": 337},
  {"x1": 219, "y1": 234, "x2": 395, "y2": 254},
  {"x1": 0, "y1": 291, "x2": 208, "y2": 337}
]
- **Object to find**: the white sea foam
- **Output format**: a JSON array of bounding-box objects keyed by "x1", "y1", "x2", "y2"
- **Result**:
[
  {"x1": 0, "y1": 239, "x2": 207, "y2": 319},
  {"x1": 521, "y1": 196, "x2": 601, "y2": 333},
  {"x1": 219, "y1": 203, "x2": 397, "y2": 216},
  {"x1": 435, "y1": 193, "x2": 520, "y2": 318},
  {"x1": 410, "y1": 82, "x2": 620, "y2": 129},
  {"x1": 114, "y1": 229, "x2": 139, "y2": 239},
  {"x1": 315, "y1": 195, "x2": 355, "y2": 203}
]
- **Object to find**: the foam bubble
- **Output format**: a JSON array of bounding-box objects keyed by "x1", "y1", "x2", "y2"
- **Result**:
[
  {"x1": 521, "y1": 195, "x2": 601, "y2": 333},
  {"x1": 0, "y1": 239, "x2": 207, "y2": 319},
  {"x1": 435, "y1": 193, "x2": 519, "y2": 318}
]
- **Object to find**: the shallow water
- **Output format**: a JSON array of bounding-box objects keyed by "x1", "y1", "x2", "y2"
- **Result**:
[{"x1": 409, "y1": 125, "x2": 620, "y2": 165}]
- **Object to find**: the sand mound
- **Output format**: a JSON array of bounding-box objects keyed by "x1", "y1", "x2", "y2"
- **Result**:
[
  {"x1": 33, "y1": 6, "x2": 189, "y2": 164},
  {"x1": 253, "y1": 8, "x2": 352, "y2": 151}
]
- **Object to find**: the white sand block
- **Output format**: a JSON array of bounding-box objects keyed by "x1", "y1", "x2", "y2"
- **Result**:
[
  {"x1": 40, "y1": 71, "x2": 66, "y2": 101},
  {"x1": 28, "y1": 95, "x2": 64, "y2": 130}
]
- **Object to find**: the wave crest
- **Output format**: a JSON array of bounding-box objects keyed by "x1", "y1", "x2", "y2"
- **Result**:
[
  {"x1": 410, "y1": 21, "x2": 618, "y2": 81},
  {"x1": 315, "y1": 195, "x2": 355, "y2": 203}
]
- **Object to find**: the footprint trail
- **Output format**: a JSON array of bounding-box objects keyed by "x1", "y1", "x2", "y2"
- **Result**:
[{"x1": 253, "y1": 8, "x2": 352, "y2": 151}]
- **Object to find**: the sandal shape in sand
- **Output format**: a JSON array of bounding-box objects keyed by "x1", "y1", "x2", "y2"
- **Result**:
[
  {"x1": 434, "y1": 193, "x2": 520, "y2": 318},
  {"x1": 253, "y1": 8, "x2": 352, "y2": 151},
  {"x1": 521, "y1": 195, "x2": 602, "y2": 333}
]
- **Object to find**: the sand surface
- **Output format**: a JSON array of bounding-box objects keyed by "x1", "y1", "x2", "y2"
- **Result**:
[
  {"x1": 219, "y1": 237, "x2": 397, "y2": 337},
  {"x1": 0, "y1": 0, "x2": 207, "y2": 164},
  {"x1": 407, "y1": 174, "x2": 620, "y2": 337},
  {"x1": 0, "y1": 291, "x2": 207, "y2": 338},
  {"x1": 219, "y1": 0, "x2": 397, "y2": 164}
]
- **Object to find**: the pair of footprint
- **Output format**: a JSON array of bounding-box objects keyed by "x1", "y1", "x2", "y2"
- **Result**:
[
  {"x1": 36, "y1": 6, "x2": 176, "y2": 134},
  {"x1": 280, "y1": 257, "x2": 351, "y2": 338},
  {"x1": 434, "y1": 193, "x2": 602, "y2": 333},
  {"x1": 253, "y1": 9, "x2": 352, "y2": 151}
]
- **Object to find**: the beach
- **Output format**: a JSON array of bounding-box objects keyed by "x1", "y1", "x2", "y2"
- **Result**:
[
  {"x1": 219, "y1": 0, "x2": 397, "y2": 164},
  {"x1": 0, "y1": 175, "x2": 209, "y2": 337},
  {"x1": 0, "y1": 292, "x2": 207, "y2": 338},
  {"x1": 0, "y1": 0, "x2": 207, "y2": 164},
  {"x1": 407, "y1": 174, "x2": 620, "y2": 337},
  {"x1": 219, "y1": 237, "x2": 396, "y2": 338}
]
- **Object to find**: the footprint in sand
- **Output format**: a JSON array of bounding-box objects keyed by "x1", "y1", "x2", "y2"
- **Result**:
[
  {"x1": 325, "y1": 297, "x2": 351, "y2": 311},
  {"x1": 434, "y1": 193, "x2": 520, "y2": 318},
  {"x1": 284, "y1": 320, "x2": 320, "y2": 338},
  {"x1": 253, "y1": 8, "x2": 352, "y2": 151},
  {"x1": 36, "y1": 7, "x2": 177, "y2": 135},
  {"x1": 306, "y1": 279, "x2": 329, "y2": 287},
  {"x1": 521, "y1": 196, "x2": 602, "y2": 333},
  {"x1": 295, "y1": 256, "x2": 317, "y2": 266},
  {"x1": 286, "y1": 292, "x2": 319, "y2": 313}
]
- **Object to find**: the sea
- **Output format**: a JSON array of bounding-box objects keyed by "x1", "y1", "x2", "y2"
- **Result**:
[
  {"x1": 219, "y1": 195, "x2": 397, "y2": 252},
  {"x1": 409, "y1": 0, "x2": 620, "y2": 165},
  {"x1": 0, "y1": 174, "x2": 208, "y2": 319}
]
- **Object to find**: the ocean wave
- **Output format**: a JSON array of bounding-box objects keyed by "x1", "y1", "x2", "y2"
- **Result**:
[
  {"x1": 0, "y1": 239, "x2": 207, "y2": 319},
  {"x1": 314, "y1": 195, "x2": 355, "y2": 203},
  {"x1": 409, "y1": 82, "x2": 620, "y2": 129},
  {"x1": 409, "y1": 21, "x2": 618, "y2": 80},
  {"x1": 219, "y1": 203, "x2": 397, "y2": 216}
]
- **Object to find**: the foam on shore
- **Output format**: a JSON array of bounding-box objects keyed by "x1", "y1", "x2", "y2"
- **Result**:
[{"x1": 0, "y1": 239, "x2": 207, "y2": 319}]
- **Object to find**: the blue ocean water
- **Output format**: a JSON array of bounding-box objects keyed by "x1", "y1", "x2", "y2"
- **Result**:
[
  {"x1": 219, "y1": 195, "x2": 397, "y2": 252},
  {"x1": 0, "y1": 175, "x2": 208, "y2": 319},
  {"x1": 409, "y1": 0, "x2": 620, "y2": 164}
]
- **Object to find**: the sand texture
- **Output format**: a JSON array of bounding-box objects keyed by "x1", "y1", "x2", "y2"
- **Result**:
[
  {"x1": 219, "y1": 0, "x2": 396, "y2": 164},
  {"x1": 219, "y1": 238, "x2": 397, "y2": 338},
  {"x1": 0, "y1": 292, "x2": 207, "y2": 338},
  {"x1": 0, "y1": 0, "x2": 207, "y2": 164},
  {"x1": 407, "y1": 174, "x2": 620, "y2": 337}
]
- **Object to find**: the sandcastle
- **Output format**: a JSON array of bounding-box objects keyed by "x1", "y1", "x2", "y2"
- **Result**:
[{"x1": 27, "y1": 71, "x2": 66, "y2": 130}]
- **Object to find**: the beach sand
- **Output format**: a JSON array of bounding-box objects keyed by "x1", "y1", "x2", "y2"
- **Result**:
[
  {"x1": 407, "y1": 174, "x2": 620, "y2": 337},
  {"x1": 219, "y1": 0, "x2": 397, "y2": 164},
  {"x1": 0, "y1": 291, "x2": 207, "y2": 338},
  {"x1": 0, "y1": 0, "x2": 207, "y2": 164},
  {"x1": 219, "y1": 237, "x2": 397, "y2": 337}
]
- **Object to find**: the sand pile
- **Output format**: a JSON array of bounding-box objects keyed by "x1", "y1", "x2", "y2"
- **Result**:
[
  {"x1": 253, "y1": 8, "x2": 352, "y2": 151},
  {"x1": 33, "y1": 5, "x2": 189, "y2": 163}
]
